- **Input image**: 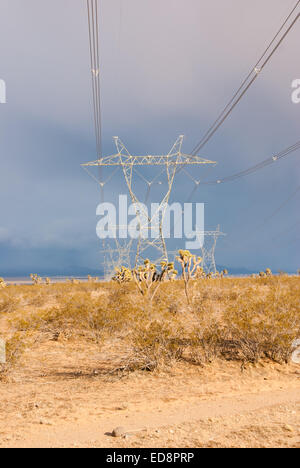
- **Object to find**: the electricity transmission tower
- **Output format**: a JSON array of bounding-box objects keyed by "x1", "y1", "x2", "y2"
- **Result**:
[
  {"x1": 199, "y1": 226, "x2": 226, "y2": 274},
  {"x1": 101, "y1": 237, "x2": 133, "y2": 280},
  {"x1": 82, "y1": 135, "x2": 216, "y2": 268}
]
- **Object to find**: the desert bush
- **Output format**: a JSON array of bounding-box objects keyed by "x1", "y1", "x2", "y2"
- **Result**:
[
  {"x1": 22, "y1": 288, "x2": 49, "y2": 307},
  {"x1": 0, "y1": 291, "x2": 21, "y2": 314},
  {"x1": 127, "y1": 319, "x2": 185, "y2": 372},
  {"x1": 188, "y1": 319, "x2": 226, "y2": 364},
  {"x1": 12, "y1": 287, "x2": 144, "y2": 342},
  {"x1": 223, "y1": 285, "x2": 300, "y2": 363}
]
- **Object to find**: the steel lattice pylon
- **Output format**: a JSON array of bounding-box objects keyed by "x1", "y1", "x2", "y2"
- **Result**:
[
  {"x1": 83, "y1": 135, "x2": 216, "y2": 268},
  {"x1": 198, "y1": 226, "x2": 226, "y2": 274},
  {"x1": 101, "y1": 238, "x2": 133, "y2": 280}
]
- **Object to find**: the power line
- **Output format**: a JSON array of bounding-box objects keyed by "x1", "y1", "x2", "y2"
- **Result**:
[
  {"x1": 176, "y1": 2, "x2": 300, "y2": 195},
  {"x1": 220, "y1": 184, "x2": 300, "y2": 252},
  {"x1": 255, "y1": 185, "x2": 300, "y2": 231},
  {"x1": 87, "y1": 0, "x2": 102, "y2": 161},
  {"x1": 288, "y1": 236, "x2": 300, "y2": 245},
  {"x1": 270, "y1": 219, "x2": 300, "y2": 244},
  {"x1": 191, "y1": 2, "x2": 300, "y2": 155},
  {"x1": 202, "y1": 140, "x2": 300, "y2": 185},
  {"x1": 182, "y1": 140, "x2": 300, "y2": 203}
]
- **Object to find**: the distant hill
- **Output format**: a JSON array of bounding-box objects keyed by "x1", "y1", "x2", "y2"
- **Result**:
[
  {"x1": 2, "y1": 264, "x2": 295, "y2": 279},
  {"x1": 2, "y1": 266, "x2": 104, "y2": 278},
  {"x1": 217, "y1": 265, "x2": 257, "y2": 275}
]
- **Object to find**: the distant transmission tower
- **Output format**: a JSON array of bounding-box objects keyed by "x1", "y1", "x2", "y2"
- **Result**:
[
  {"x1": 96, "y1": 225, "x2": 133, "y2": 279},
  {"x1": 199, "y1": 226, "x2": 226, "y2": 274},
  {"x1": 101, "y1": 237, "x2": 133, "y2": 280},
  {"x1": 83, "y1": 135, "x2": 216, "y2": 268}
]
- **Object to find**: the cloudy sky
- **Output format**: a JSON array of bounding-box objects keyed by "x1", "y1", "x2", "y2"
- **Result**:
[{"x1": 0, "y1": 0, "x2": 299, "y2": 275}]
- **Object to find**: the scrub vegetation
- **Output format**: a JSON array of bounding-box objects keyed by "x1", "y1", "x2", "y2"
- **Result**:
[{"x1": 0, "y1": 262, "x2": 299, "y2": 378}]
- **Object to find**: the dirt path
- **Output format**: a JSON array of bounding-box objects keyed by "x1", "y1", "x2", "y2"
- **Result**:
[
  {"x1": 4, "y1": 387, "x2": 298, "y2": 448},
  {"x1": 1, "y1": 359, "x2": 299, "y2": 448}
]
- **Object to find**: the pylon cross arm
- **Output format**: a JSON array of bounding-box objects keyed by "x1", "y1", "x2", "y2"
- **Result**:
[
  {"x1": 82, "y1": 136, "x2": 216, "y2": 168},
  {"x1": 82, "y1": 154, "x2": 216, "y2": 167}
]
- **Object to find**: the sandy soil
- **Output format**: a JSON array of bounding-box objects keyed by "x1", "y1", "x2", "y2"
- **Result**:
[{"x1": 0, "y1": 340, "x2": 299, "y2": 448}]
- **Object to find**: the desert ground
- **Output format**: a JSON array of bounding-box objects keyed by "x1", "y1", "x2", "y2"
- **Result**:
[{"x1": 0, "y1": 274, "x2": 299, "y2": 448}]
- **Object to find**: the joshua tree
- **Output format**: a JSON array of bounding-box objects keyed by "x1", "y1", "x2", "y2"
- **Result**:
[
  {"x1": 176, "y1": 250, "x2": 202, "y2": 304},
  {"x1": 195, "y1": 266, "x2": 206, "y2": 279},
  {"x1": 112, "y1": 266, "x2": 133, "y2": 284},
  {"x1": 30, "y1": 274, "x2": 42, "y2": 285},
  {"x1": 88, "y1": 275, "x2": 99, "y2": 282},
  {"x1": 70, "y1": 278, "x2": 80, "y2": 285},
  {"x1": 132, "y1": 259, "x2": 177, "y2": 302}
]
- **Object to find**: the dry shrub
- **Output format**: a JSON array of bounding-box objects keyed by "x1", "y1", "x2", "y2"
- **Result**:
[
  {"x1": 0, "y1": 291, "x2": 21, "y2": 314},
  {"x1": 187, "y1": 278, "x2": 300, "y2": 366},
  {"x1": 22, "y1": 288, "x2": 49, "y2": 307},
  {"x1": 12, "y1": 286, "x2": 144, "y2": 342},
  {"x1": 223, "y1": 284, "x2": 300, "y2": 363},
  {"x1": 126, "y1": 319, "x2": 185, "y2": 372},
  {"x1": 189, "y1": 319, "x2": 226, "y2": 365}
]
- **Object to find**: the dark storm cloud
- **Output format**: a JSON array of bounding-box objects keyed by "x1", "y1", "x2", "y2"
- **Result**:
[{"x1": 0, "y1": 0, "x2": 299, "y2": 274}]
